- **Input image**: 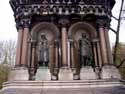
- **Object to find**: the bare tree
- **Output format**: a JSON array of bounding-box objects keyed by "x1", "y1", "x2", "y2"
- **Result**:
[
  {"x1": 110, "y1": 0, "x2": 125, "y2": 65},
  {"x1": 0, "y1": 40, "x2": 16, "y2": 66}
]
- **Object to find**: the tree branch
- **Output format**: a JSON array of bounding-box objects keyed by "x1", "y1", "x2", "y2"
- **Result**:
[
  {"x1": 109, "y1": 27, "x2": 117, "y2": 34},
  {"x1": 112, "y1": 15, "x2": 119, "y2": 21}
]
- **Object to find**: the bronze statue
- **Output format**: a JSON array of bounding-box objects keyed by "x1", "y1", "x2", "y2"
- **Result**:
[
  {"x1": 79, "y1": 33, "x2": 92, "y2": 66},
  {"x1": 38, "y1": 33, "x2": 49, "y2": 67}
]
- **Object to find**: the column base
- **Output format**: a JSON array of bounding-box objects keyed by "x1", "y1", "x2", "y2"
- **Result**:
[
  {"x1": 8, "y1": 67, "x2": 29, "y2": 81},
  {"x1": 51, "y1": 68, "x2": 58, "y2": 80},
  {"x1": 72, "y1": 69, "x2": 80, "y2": 80},
  {"x1": 80, "y1": 66, "x2": 97, "y2": 80},
  {"x1": 35, "y1": 67, "x2": 51, "y2": 81},
  {"x1": 58, "y1": 67, "x2": 73, "y2": 80},
  {"x1": 94, "y1": 67, "x2": 101, "y2": 79},
  {"x1": 101, "y1": 65, "x2": 121, "y2": 79}
]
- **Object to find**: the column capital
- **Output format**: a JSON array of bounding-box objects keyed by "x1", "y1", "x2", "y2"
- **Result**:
[
  {"x1": 96, "y1": 19, "x2": 106, "y2": 28},
  {"x1": 21, "y1": 18, "x2": 31, "y2": 28},
  {"x1": 96, "y1": 19, "x2": 110, "y2": 28},
  {"x1": 59, "y1": 18, "x2": 69, "y2": 27},
  {"x1": 54, "y1": 39, "x2": 59, "y2": 47},
  {"x1": 15, "y1": 19, "x2": 23, "y2": 30}
]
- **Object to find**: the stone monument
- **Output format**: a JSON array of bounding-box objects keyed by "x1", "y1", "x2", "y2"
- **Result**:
[{"x1": 5, "y1": 0, "x2": 120, "y2": 87}]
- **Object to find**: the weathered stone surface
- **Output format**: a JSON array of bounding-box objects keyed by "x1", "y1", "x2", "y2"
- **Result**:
[
  {"x1": 58, "y1": 67, "x2": 73, "y2": 80},
  {"x1": 101, "y1": 65, "x2": 121, "y2": 79},
  {"x1": 35, "y1": 67, "x2": 51, "y2": 81},
  {"x1": 80, "y1": 66, "x2": 97, "y2": 80},
  {"x1": 1, "y1": 80, "x2": 125, "y2": 94},
  {"x1": 8, "y1": 67, "x2": 29, "y2": 81}
]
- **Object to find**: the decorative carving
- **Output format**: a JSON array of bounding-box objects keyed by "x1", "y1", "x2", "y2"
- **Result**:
[
  {"x1": 10, "y1": 0, "x2": 115, "y2": 22},
  {"x1": 96, "y1": 19, "x2": 108, "y2": 28}
]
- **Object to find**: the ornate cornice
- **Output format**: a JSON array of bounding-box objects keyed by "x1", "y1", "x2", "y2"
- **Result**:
[{"x1": 10, "y1": 0, "x2": 115, "y2": 20}]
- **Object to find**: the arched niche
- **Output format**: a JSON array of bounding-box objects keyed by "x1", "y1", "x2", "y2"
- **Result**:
[
  {"x1": 30, "y1": 22, "x2": 60, "y2": 73},
  {"x1": 68, "y1": 22, "x2": 98, "y2": 71}
]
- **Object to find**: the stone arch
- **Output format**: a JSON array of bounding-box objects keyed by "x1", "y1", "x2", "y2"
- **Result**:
[
  {"x1": 68, "y1": 22, "x2": 97, "y2": 41},
  {"x1": 31, "y1": 22, "x2": 60, "y2": 43},
  {"x1": 30, "y1": 22, "x2": 60, "y2": 76}
]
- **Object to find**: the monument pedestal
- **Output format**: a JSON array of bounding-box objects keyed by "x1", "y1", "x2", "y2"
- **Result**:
[
  {"x1": 51, "y1": 68, "x2": 58, "y2": 80},
  {"x1": 80, "y1": 66, "x2": 97, "y2": 80},
  {"x1": 35, "y1": 67, "x2": 51, "y2": 81},
  {"x1": 101, "y1": 65, "x2": 121, "y2": 79},
  {"x1": 8, "y1": 67, "x2": 29, "y2": 81},
  {"x1": 72, "y1": 69, "x2": 80, "y2": 80},
  {"x1": 59, "y1": 67, "x2": 73, "y2": 80}
]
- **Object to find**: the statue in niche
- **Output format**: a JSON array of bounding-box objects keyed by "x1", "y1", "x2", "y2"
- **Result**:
[
  {"x1": 79, "y1": 33, "x2": 92, "y2": 66},
  {"x1": 38, "y1": 33, "x2": 49, "y2": 67}
]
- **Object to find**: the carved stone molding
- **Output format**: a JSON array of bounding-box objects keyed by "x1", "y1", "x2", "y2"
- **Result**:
[{"x1": 10, "y1": 0, "x2": 115, "y2": 21}]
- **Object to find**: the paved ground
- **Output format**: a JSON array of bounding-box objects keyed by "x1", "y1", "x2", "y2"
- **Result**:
[{"x1": 1, "y1": 86, "x2": 125, "y2": 94}]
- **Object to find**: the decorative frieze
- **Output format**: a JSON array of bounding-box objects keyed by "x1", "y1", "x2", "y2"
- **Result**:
[{"x1": 10, "y1": 0, "x2": 115, "y2": 21}]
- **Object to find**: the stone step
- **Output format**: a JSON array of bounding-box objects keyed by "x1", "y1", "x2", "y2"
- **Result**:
[
  {"x1": 2, "y1": 80, "x2": 122, "y2": 89},
  {"x1": 1, "y1": 80, "x2": 125, "y2": 94}
]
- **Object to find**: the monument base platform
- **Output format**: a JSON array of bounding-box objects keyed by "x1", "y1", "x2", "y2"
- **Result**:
[
  {"x1": 101, "y1": 65, "x2": 121, "y2": 79},
  {"x1": 35, "y1": 67, "x2": 51, "y2": 81},
  {"x1": 8, "y1": 67, "x2": 29, "y2": 81},
  {"x1": 1, "y1": 80, "x2": 124, "y2": 94},
  {"x1": 80, "y1": 66, "x2": 97, "y2": 80},
  {"x1": 59, "y1": 67, "x2": 73, "y2": 80}
]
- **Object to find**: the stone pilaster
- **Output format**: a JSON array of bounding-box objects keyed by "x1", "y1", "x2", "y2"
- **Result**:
[
  {"x1": 97, "y1": 20, "x2": 108, "y2": 65},
  {"x1": 29, "y1": 40, "x2": 37, "y2": 80},
  {"x1": 51, "y1": 40, "x2": 59, "y2": 80},
  {"x1": 104, "y1": 27, "x2": 113, "y2": 65},
  {"x1": 59, "y1": 19, "x2": 69, "y2": 67},
  {"x1": 15, "y1": 27, "x2": 23, "y2": 67},
  {"x1": 21, "y1": 27, "x2": 29, "y2": 66},
  {"x1": 70, "y1": 39, "x2": 75, "y2": 69},
  {"x1": 21, "y1": 19, "x2": 31, "y2": 66},
  {"x1": 96, "y1": 41, "x2": 103, "y2": 68},
  {"x1": 92, "y1": 40, "x2": 98, "y2": 67},
  {"x1": 61, "y1": 27, "x2": 68, "y2": 66}
]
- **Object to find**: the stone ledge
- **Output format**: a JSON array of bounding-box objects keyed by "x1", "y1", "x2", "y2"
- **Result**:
[{"x1": 2, "y1": 80, "x2": 122, "y2": 90}]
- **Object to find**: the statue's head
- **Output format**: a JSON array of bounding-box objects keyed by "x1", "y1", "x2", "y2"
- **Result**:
[
  {"x1": 81, "y1": 33, "x2": 87, "y2": 38},
  {"x1": 40, "y1": 33, "x2": 46, "y2": 39}
]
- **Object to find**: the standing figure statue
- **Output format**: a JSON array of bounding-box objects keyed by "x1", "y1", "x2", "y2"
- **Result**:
[
  {"x1": 79, "y1": 33, "x2": 92, "y2": 66},
  {"x1": 38, "y1": 33, "x2": 49, "y2": 67}
]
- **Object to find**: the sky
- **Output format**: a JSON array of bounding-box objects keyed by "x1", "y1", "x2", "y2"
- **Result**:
[{"x1": 0, "y1": 0, "x2": 125, "y2": 45}]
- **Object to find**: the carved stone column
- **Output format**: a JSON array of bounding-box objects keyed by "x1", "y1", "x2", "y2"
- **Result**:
[
  {"x1": 30, "y1": 40, "x2": 37, "y2": 80},
  {"x1": 97, "y1": 20, "x2": 121, "y2": 79},
  {"x1": 8, "y1": 19, "x2": 30, "y2": 81},
  {"x1": 97, "y1": 20, "x2": 108, "y2": 65},
  {"x1": 61, "y1": 27, "x2": 68, "y2": 66},
  {"x1": 70, "y1": 39, "x2": 75, "y2": 69},
  {"x1": 15, "y1": 27, "x2": 23, "y2": 66},
  {"x1": 59, "y1": 19, "x2": 73, "y2": 80},
  {"x1": 21, "y1": 27, "x2": 29, "y2": 66},
  {"x1": 92, "y1": 40, "x2": 98, "y2": 67},
  {"x1": 96, "y1": 41, "x2": 103, "y2": 68},
  {"x1": 51, "y1": 40, "x2": 59, "y2": 80},
  {"x1": 104, "y1": 27, "x2": 113, "y2": 65},
  {"x1": 92, "y1": 39, "x2": 102, "y2": 79}
]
